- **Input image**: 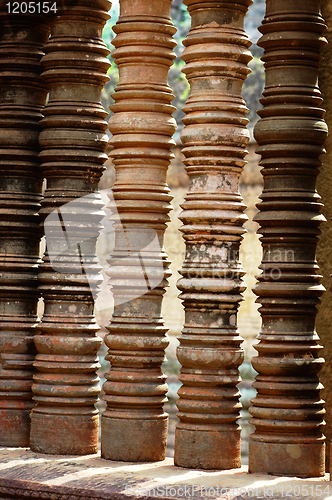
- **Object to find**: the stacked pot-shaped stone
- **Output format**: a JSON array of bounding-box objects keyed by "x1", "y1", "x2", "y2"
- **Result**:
[
  {"x1": 30, "y1": 0, "x2": 111, "y2": 455},
  {"x1": 0, "y1": 8, "x2": 49, "y2": 446},
  {"x1": 101, "y1": 0, "x2": 176, "y2": 462},
  {"x1": 249, "y1": 0, "x2": 327, "y2": 478},
  {"x1": 174, "y1": 0, "x2": 252, "y2": 470}
]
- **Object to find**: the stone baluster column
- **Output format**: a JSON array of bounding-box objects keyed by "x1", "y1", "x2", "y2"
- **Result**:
[
  {"x1": 30, "y1": 0, "x2": 111, "y2": 455},
  {"x1": 0, "y1": 10, "x2": 49, "y2": 446},
  {"x1": 101, "y1": 0, "x2": 176, "y2": 462},
  {"x1": 174, "y1": 0, "x2": 252, "y2": 470},
  {"x1": 249, "y1": 0, "x2": 327, "y2": 477}
]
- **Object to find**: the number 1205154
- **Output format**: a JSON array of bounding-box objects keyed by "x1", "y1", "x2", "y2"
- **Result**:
[{"x1": 6, "y1": 2, "x2": 57, "y2": 13}]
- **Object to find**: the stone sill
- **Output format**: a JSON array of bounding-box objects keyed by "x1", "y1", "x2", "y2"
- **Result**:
[{"x1": 0, "y1": 448, "x2": 330, "y2": 500}]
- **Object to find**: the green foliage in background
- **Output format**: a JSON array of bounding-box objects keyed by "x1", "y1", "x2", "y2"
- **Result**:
[
  {"x1": 101, "y1": 2, "x2": 119, "y2": 123},
  {"x1": 102, "y1": 0, "x2": 265, "y2": 141}
]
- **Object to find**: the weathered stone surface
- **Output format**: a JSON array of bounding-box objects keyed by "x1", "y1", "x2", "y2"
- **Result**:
[
  {"x1": 317, "y1": 0, "x2": 332, "y2": 471},
  {"x1": 30, "y1": 0, "x2": 111, "y2": 455},
  {"x1": 0, "y1": 7, "x2": 49, "y2": 446},
  {"x1": 100, "y1": 143, "x2": 264, "y2": 363},
  {"x1": 174, "y1": 0, "x2": 252, "y2": 470},
  {"x1": 249, "y1": 0, "x2": 328, "y2": 477},
  {"x1": 0, "y1": 448, "x2": 330, "y2": 500},
  {"x1": 101, "y1": 0, "x2": 176, "y2": 462}
]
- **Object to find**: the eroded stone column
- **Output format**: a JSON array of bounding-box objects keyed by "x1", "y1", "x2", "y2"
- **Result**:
[
  {"x1": 249, "y1": 0, "x2": 327, "y2": 477},
  {"x1": 30, "y1": 0, "x2": 111, "y2": 455},
  {"x1": 316, "y1": 0, "x2": 332, "y2": 472},
  {"x1": 173, "y1": 0, "x2": 252, "y2": 470},
  {"x1": 0, "y1": 10, "x2": 49, "y2": 446},
  {"x1": 101, "y1": 0, "x2": 176, "y2": 462}
]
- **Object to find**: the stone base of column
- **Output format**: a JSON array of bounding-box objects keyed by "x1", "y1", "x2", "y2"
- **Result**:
[
  {"x1": 30, "y1": 412, "x2": 99, "y2": 455},
  {"x1": 101, "y1": 415, "x2": 168, "y2": 462},
  {"x1": 174, "y1": 426, "x2": 241, "y2": 470},
  {"x1": 249, "y1": 439, "x2": 325, "y2": 477},
  {"x1": 0, "y1": 409, "x2": 31, "y2": 447}
]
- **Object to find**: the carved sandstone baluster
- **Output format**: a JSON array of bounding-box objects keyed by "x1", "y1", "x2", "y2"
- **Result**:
[
  {"x1": 29, "y1": 0, "x2": 111, "y2": 455},
  {"x1": 248, "y1": 0, "x2": 327, "y2": 477},
  {"x1": 0, "y1": 10, "x2": 49, "y2": 446},
  {"x1": 173, "y1": 0, "x2": 252, "y2": 470},
  {"x1": 101, "y1": 0, "x2": 176, "y2": 462}
]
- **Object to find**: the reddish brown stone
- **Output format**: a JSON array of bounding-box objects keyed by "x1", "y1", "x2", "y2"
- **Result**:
[
  {"x1": 101, "y1": 0, "x2": 176, "y2": 462},
  {"x1": 29, "y1": 0, "x2": 111, "y2": 455},
  {"x1": 249, "y1": 0, "x2": 328, "y2": 478},
  {"x1": 173, "y1": 0, "x2": 252, "y2": 470},
  {"x1": 0, "y1": 448, "x2": 330, "y2": 500},
  {"x1": 0, "y1": 7, "x2": 49, "y2": 446}
]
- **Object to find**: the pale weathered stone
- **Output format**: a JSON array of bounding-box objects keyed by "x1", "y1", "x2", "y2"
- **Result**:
[{"x1": 174, "y1": 0, "x2": 252, "y2": 470}]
